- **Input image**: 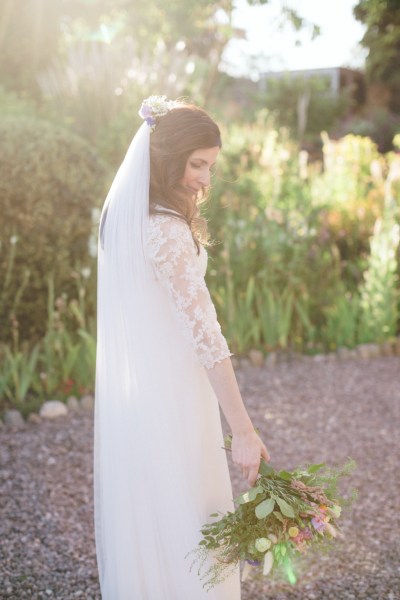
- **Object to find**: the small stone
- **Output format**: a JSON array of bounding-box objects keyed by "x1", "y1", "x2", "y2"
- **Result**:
[
  {"x1": 356, "y1": 343, "x2": 381, "y2": 359},
  {"x1": 265, "y1": 352, "x2": 277, "y2": 367},
  {"x1": 80, "y1": 394, "x2": 94, "y2": 411},
  {"x1": 4, "y1": 409, "x2": 25, "y2": 428},
  {"x1": 39, "y1": 400, "x2": 68, "y2": 419},
  {"x1": 336, "y1": 346, "x2": 354, "y2": 359},
  {"x1": 369, "y1": 343, "x2": 382, "y2": 358},
  {"x1": 380, "y1": 341, "x2": 394, "y2": 357},
  {"x1": 67, "y1": 395, "x2": 80, "y2": 411},
  {"x1": 27, "y1": 412, "x2": 41, "y2": 424},
  {"x1": 248, "y1": 349, "x2": 264, "y2": 367},
  {"x1": 45, "y1": 590, "x2": 53, "y2": 596},
  {"x1": 312, "y1": 353, "x2": 327, "y2": 362}
]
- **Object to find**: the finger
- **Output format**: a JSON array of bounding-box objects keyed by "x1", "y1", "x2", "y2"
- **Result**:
[
  {"x1": 247, "y1": 466, "x2": 259, "y2": 487},
  {"x1": 261, "y1": 445, "x2": 270, "y2": 462}
]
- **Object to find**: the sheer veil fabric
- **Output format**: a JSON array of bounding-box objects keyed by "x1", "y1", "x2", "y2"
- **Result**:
[{"x1": 94, "y1": 122, "x2": 241, "y2": 598}]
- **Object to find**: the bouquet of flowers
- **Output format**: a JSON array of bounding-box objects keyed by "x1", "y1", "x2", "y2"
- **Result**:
[{"x1": 188, "y1": 435, "x2": 356, "y2": 591}]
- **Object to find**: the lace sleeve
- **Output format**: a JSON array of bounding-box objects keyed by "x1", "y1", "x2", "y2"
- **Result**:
[{"x1": 147, "y1": 215, "x2": 232, "y2": 369}]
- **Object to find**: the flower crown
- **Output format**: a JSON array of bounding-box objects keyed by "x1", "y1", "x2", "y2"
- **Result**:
[{"x1": 138, "y1": 95, "x2": 177, "y2": 131}]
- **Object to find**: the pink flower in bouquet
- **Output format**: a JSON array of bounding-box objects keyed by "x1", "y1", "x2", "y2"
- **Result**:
[
  {"x1": 311, "y1": 516, "x2": 326, "y2": 532},
  {"x1": 291, "y1": 527, "x2": 313, "y2": 545},
  {"x1": 301, "y1": 528, "x2": 313, "y2": 541}
]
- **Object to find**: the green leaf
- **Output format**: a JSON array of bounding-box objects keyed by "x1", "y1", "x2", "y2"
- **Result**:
[
  {"x1": 255, "y1": 497, "x2": 275, "y2": 519},
  {"x1": 276, "y1": 497, "x2": 295, "y2": 518},
  {"x1": 223, "y1": 434, "x2": 232, "y2": 449},
  {"x1": 236, "y1": 484, "x2": 263, "y2": 504},
  {"x1": 277, "y1": 470, "x2": 292, "y2": 481},
  {"x1": 247, "y1": 484, "x2": 264, "y2": 501},
  {"x1": 259, "y1": 460, "x2": 275, "y2": 477},
  {"x1": 307, "y1": 463, "x2": 325, "y2": 473},
  {"x1": 273, "y1": 510, "x2": 285, "y2": 523}
]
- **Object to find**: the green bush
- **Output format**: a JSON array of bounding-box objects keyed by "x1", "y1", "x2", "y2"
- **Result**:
[
  {"x1": 204, "y1": 121, "x2": 399, "y2": 354},
  {"x1": 205, "y1": 121, "x2": 343, "y2": 352},
  {"x1": 0, "y1": 116, "x2": 109, "y2": 345}
]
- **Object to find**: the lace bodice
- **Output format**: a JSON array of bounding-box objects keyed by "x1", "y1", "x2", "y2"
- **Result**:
[{"x1": 147, "y1": 212, "x2": 232, "y2": 369}]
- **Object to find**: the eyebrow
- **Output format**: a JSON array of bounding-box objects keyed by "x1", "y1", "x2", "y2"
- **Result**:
[{"x1": 190, "y1": 158, "x2": 216, "y2": 167}]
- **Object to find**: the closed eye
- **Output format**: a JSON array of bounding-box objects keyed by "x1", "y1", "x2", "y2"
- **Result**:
[{"x1": 190, "y1": 162, "x2": 217, "y2": 175}]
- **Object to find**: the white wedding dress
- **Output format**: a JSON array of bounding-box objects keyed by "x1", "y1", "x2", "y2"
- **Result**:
[{"x1": 94, "y1": 208, "x2": 241, "y2": 599}]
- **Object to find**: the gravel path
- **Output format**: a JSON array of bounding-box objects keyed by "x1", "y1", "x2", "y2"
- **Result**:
[{"x1": 0, "y1": 355, "x2": 399, "y2": 599}]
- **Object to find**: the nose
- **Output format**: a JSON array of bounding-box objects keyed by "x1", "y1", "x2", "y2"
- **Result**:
[{"x1": 198, "y1": 168, "x2": 211, "y2": 187}]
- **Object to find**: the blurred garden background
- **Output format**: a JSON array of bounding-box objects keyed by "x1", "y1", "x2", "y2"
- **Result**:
[{"x1": 1, "y1": 0, "x2": 400, "y2": 418}]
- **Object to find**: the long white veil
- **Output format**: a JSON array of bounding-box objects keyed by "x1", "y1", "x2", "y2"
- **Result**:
[{"x1": 94, "y1": 122, "x2": 155, "y2": 593}]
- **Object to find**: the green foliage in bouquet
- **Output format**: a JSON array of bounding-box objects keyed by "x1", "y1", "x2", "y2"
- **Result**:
[{"x1": 187, "y1": 435, "x2": 356, "y2": 591}]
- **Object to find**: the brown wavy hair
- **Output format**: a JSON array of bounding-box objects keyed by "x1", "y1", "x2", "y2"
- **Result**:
[{"x1": 149, "y1": 102, "x2": 221, "y2": 253}]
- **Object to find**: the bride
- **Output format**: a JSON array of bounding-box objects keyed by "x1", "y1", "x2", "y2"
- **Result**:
[{"x1": 94, "y1": 95, "x2": 270, "y2": 599}]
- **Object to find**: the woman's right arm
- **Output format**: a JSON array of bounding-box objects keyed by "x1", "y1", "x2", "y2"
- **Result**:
[
  {"x1": 148, "y1": 214, "x2": 270, "y2": 485},
  {"x1": 206, "y1": 357, "x2": 270, "y2": 487}
]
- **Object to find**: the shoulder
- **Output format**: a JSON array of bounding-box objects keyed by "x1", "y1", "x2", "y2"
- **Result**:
[
  {"x1": 148, "y1": 212, "x2": 192, "y2": 241},
  {"x1": 147, "y1": 212, "x2": 196, "y2": 260}
]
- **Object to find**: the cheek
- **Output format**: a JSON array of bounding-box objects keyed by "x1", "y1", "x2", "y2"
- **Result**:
[{"x1": 182, "y1": 166, "x2": 195, "y2": 184}]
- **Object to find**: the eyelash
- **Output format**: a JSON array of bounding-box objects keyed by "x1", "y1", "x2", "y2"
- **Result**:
[{"x1": 190, "y1": 162, "x2": 216, "y2": 174}]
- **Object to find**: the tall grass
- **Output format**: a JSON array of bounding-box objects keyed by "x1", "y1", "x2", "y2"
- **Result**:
[{"x1": 0, "y1": 272, "x2": 96, "y2": 416}]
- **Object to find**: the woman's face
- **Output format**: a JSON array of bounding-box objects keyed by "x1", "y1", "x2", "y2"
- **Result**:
[{"x1": 180, "y1": 146, "x2": 220, "y2": 195}]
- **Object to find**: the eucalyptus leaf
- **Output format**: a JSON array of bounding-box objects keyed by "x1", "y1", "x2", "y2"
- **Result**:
[
  {"x1": 277, "y1": 470, "x2": 292, "y2": 481},
  {"x1": 247, "y1": 485, "x2": 264, "y2": 501},
  {"x1": 273, "y1": 510, "x2": 285, "y2": 523},
  {"x1": 307, "y1": 463, "x2": 325, "y2": 473},
  {"x1": 259, "y1": 460, "x2": 275, "y2": 477},
  {"x1": 276, "y1": 497, "x2": 295, "y2": 518},
  {"x1": 236, "y1": 484, "x2": 263, "y2": 504},
  {"x1": 255, "y1": 497, "x2": 275, "y2": 519}
]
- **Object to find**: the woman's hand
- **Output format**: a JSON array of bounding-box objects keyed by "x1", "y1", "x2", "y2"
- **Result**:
[
  {"x1": 205, "y1": 357, "x2": 271, "y2": 486},
  {"x1": 231, "y1": 429, "x2": 270, "y2": 487}
]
